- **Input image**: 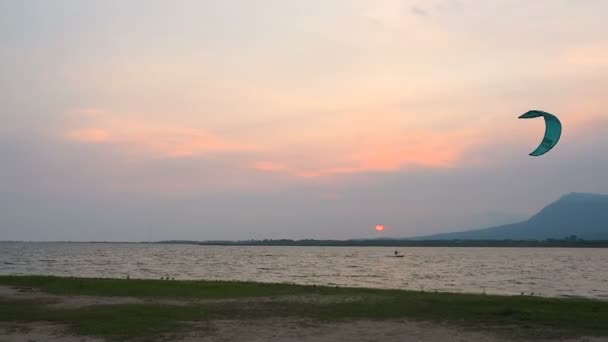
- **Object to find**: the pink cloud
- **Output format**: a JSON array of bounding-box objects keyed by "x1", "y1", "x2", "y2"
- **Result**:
[
  {"x1": 65, "y1": 128, "x2": 112, "y2": 143},
  {"x1": 63, "y1": 114, "x2": 258, "y2": 158},
  {"x1": 558, "y1": 41, "x2": 608, "y2": 67},
  {"x1": 350, "y1": 130, "x2": 477, "y2": 170},
  {"x1": 136, "y1": 127, "x2": 257, "y2": 157},
  {"x1": 68, "y1": 107, "x2": 596, "y2": 189},
  {"x1": 66, "y1": 109, "x2": 487, "y2": 182},
  {"x1": 247, "y1": 128, "x2": 482, "y2": 180},
  {"x1": 248, "y1": 161, "x2": 289, "y2": 172}
]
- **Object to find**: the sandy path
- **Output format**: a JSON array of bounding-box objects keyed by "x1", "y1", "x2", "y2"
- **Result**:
[{"x1": 2, "y1": 285, "x2": 606, "y2": 342}]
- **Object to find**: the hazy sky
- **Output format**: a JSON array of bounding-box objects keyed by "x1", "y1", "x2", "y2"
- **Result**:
[{"x1": 1, "y1": 0, "x2": 607, "y2": 241}]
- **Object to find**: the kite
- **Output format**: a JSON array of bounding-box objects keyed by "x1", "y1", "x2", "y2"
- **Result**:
[{"x1": 518, "y1": 110, "x2": 562, "y2": 156}]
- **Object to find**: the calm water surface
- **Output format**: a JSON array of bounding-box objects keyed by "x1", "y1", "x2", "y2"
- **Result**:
[{"x1": 1, "y1": 242, "x2": 607, "y2": 299}]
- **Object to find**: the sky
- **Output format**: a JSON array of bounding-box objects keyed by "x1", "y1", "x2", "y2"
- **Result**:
[{"x1": 1, "y1": 0, "x2": 608, "y2": 241}]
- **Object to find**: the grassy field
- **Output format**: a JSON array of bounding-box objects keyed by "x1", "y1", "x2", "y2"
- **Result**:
[{"x1": 1, "y1": 275, "x2": 608, "y2": 341}]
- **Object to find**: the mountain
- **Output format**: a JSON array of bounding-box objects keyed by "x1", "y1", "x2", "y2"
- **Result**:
[{"x1": 415, "y1": 193, "x2": 608, "y2": 240}]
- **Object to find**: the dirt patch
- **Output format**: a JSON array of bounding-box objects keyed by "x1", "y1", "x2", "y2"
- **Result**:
[
  {"x1": 2, "y1": 319, "x2": 607, "y2": 342},
  {"x1": 251, "y1": 294, "x2": 385, "y2": 304},
  {"x1": 0, "y1": 285, "x2": 372, "y2": 309},
  {"x1": 2, "y1": 286, "x2": 607, "y2": 342},
  {"x1": 0, "y1": 285, "x2": 143, "y2": 308},
  {"x1": 175, "y1": 318, "x2": 608, "y2": 342},
  {"x1": 0, "y1": 322, "x2": 103, "y2": 342}
]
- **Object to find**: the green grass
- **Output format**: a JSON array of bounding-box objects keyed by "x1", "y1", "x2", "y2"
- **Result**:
[
  {"x1": 1, "y1": 275, "x2": 608, "y2": 341},
  {"x1": 58, "y1": 304, "x2": 209, "y2": 341},
  {"x1": 0, "y1": 275, "x2": 344, "y2": 298},
  {"x1": 0, "y1": 299, "x2": 208, "y2": 342}
]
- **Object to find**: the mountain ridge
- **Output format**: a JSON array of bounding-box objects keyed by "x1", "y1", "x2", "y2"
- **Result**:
[{"x1": 413, "y1": 192, "x2": 608, "y2": 240}]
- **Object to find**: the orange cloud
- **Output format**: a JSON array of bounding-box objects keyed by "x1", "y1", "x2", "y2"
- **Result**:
[
  {"x1": 62, "y1": 108, "x2": 511, "y2": 188},
  {"x1": 63, "y1": 114, "x2": 258, "y2": 158},
  {"x1": 350, "y1": 130, "x2": 478, "y2": 171},
  {"x1": 248, "y1": 128, "x2": 482, "y2": 180}
]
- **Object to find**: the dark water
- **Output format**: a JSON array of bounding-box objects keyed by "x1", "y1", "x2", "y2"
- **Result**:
[{"x1": 1, "y1": 242, "x2": 607, "y2": 299}]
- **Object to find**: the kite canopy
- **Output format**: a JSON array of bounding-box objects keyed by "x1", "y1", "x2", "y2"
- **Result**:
[{"x1": 518, "y1": 110, "x2": 561, "y2": 156}]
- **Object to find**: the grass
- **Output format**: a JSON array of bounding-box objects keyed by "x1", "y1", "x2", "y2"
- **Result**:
[
  {"x1": 0, "y1": 299, "x2": 207, "y2": 342},
  {"x1": 1, "y1": 275, "x2": 608, "y2": 341},
  {"x1": 57, "y1": 304, "x2": 209, "y2": 341},
  {"x1": 0, "y1": 275, "x2": 348, "y2": 298}
]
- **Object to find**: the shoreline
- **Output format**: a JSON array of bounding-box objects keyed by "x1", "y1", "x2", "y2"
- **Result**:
[
  {"x1": 1, "y1": 273, "x2": 600, "y2": 301},
  {"x1": 2, "y1": 275, "x2": 608, "y2": 341},
  {"x1": 4, "y1": 240, "x2": 608, "y2": 248}
]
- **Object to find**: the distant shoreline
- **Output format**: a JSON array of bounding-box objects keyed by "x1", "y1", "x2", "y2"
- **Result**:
[
  {"x1": 3, "y1": 239, "x2": 608, "y2": 248},
  {"x1": 192, "y1": 239, "x2": 608, "y2": 248}
]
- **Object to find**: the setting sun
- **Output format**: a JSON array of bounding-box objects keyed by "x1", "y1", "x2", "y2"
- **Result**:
[{"x1": 375, "y1": 225, "x2": 385, "y2": 232}]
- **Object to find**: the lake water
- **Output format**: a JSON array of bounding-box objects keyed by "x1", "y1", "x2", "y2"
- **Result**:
[{"x1": 1, "y1": 242, "x2": 607, "y2": 299}]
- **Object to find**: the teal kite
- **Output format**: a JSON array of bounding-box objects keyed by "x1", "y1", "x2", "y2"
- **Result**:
[{"x1": 518, "y1": 110, "x2": 562, "y2": 156}]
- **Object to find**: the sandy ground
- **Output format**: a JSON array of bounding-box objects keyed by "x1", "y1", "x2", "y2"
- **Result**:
[{"x1": 1, "y1": 285, "x2": 606, "y2": 342}]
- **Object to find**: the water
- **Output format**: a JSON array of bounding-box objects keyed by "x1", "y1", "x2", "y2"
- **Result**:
[{"x1": 1, "y1": 242, "x2": 608, "y2": 299}]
